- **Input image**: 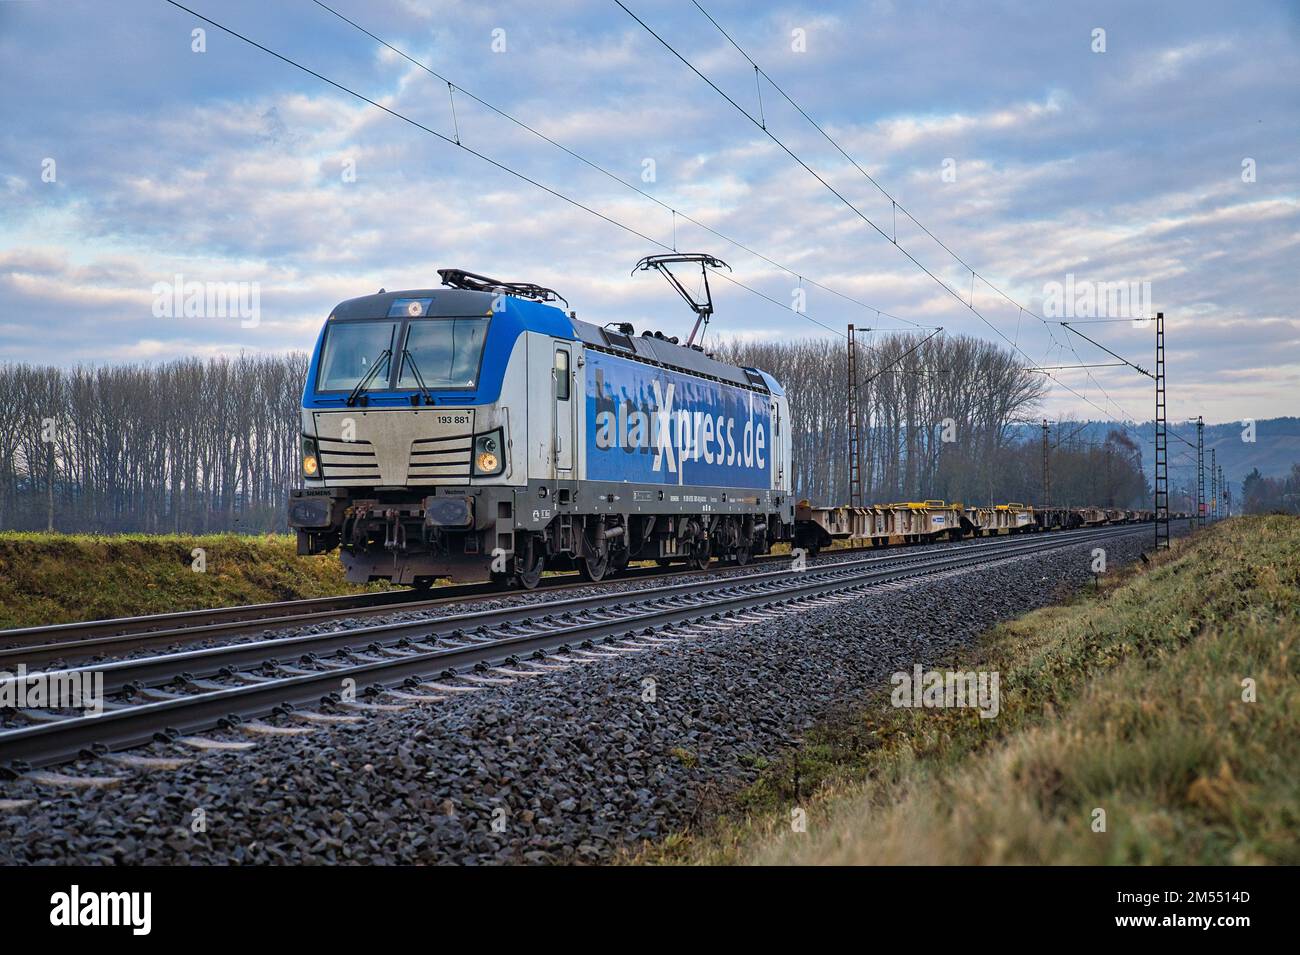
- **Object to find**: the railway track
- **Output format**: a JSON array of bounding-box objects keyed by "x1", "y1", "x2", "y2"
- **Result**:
[
  {"x1": 0, "y1": 558, "x2": 748, "y2": 650},
  {"x1": 0, "y1": 524, "x2": 1138, "y2": 667},
  {"x1": 0, "y1": 527, "x2": 1098, "y2": 664},
  {"x1": 0, "y1": 542, "x2": 908, "y2": 657},
  {"x1": 0, "y1": 523, "x2": 1149, "y2": 771}
]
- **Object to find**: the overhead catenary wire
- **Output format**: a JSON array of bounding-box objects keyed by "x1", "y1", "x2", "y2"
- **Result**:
[
  {"x1": 687, "y1": 0, "x2": 973, "y2": 275},
  {"x1": 170, "y1": 0, "x2": 1189, "y2": 445},
  {"x1": 618, "y1": 0, "x2": 1174, "y2": 447},
  {"x1": 1053, "y1": 318, "x2": 1149, "y2": 324},
  {"x1": 685, "y1": 0, "x2": 1157, "y2": 425},
  {"x1": 696, "y1": 1, "x2": 1176, "y2": 438},
  {"x1": 306, "y1": 0, "x2": 939, "y2": 336},
  {"x1": 1060, "y1": 322, "x2": 1152, "y2": 378},
  {"x1": 1028, "y1": 363, "x2": 1130, "y2": 371},
  {"x1": 860, "y1": 328, "x2": 944, "y2": 387},
  {"x1": 162, "y1": 0, "x2": 875, "y2": 343}
]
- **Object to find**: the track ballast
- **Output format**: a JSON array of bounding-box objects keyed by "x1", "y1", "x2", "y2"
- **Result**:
[{"x1": 0, "y1": 523, "x2": 1153, "y2": 771}]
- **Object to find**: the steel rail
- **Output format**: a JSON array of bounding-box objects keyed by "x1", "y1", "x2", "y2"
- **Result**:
[
  {"x1": 2, "y1": 517, "x2": 1155, "y2": 650},
  {"x1": 1, "y1": 525, "x2": 1125, "y2": 669},
  {"x1": 0, "y1": 524, "x2": 1150, "y2": 769},
  {"x1": 0, "y1": 556, "x2": 781, "y2": 648}
]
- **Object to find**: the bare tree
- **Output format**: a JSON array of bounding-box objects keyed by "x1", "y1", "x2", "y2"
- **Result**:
[
  {"x1": 0, "y1": 354, "x2": 308, "y2": 533},
  {"x1": 0, "y1": 336, "x2": 1145, "y2": 533}
]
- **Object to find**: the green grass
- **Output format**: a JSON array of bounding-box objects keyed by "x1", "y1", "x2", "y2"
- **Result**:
[
  {"x1": 634, "y1": 515, "x2": 1300, "y2": 865},
  {"x1": 0, "y1": 531, "x2": 388, "y2": 629},
  {"x1": 0, "y1": 531, "x2": 815, "y2": 631}
]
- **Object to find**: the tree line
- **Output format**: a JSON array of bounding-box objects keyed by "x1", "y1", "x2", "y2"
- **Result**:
[
  {"x1": 0, "y1": 355, "x2": 306, "y2": 534},
  {"x1": 1241, "y1": 465, "x2": 1300, "y2": 515},
  {"x1": 714, "y1": 332, "x2": 1149, "y2": 509},
  {"x1": 0, "y1": 333, "x2": 1150, "y2": 534}
]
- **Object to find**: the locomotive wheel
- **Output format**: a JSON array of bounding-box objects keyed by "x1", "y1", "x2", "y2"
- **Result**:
[
  {"x1": 688, "y1": 540, "x2": 712, "y2": 571},
  {"x1": 512, "y1": 537, "x2": 545, "y2": 590},
  {"x1": 579, "y1": 549, "x2": 610, "y2": 582},
  {"x1": 734, "y1": 545, "x2": 751, "y2": 566}
]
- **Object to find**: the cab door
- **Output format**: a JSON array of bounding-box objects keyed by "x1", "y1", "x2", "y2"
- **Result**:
[
  {"x1": 553, "y1": 344, "x2": 574, "y2": 473},
  {"x1": 771, "y1": 398, "x2": 783, "y2": 490}
]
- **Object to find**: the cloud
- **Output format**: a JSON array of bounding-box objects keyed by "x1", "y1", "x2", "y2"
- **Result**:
[
  {"x1": 0, "y1": 0, "x2": 1297, "y2": 425},
  {"x1": 1135, "y1": 38, "x2": 1235, "y2": 86}
]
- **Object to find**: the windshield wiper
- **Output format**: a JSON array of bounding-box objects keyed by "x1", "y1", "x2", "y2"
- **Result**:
[
  {"x1": 401, "y1": 350, "x2": 435, "y2": 406},
  {"x1": 346, "y1": 348, "x2": 392, "y2": 406}
]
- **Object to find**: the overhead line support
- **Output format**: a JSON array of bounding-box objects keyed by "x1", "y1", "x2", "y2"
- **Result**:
[{"x1": 1154, "y1": 312, "x2": 1169, "y2": 550}]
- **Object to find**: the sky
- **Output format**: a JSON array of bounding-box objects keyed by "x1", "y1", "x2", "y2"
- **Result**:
[{"x1": 1, "y1": 0, "x2": 1297, "y2": 425}]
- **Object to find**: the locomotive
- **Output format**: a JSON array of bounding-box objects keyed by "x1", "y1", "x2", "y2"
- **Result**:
[{"x1": 287, "y1": 262, "x2": 794, "y2": 589}]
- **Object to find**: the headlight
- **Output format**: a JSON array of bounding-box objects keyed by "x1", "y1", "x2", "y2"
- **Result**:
[
  {"x1": 302, "y1": 437, "x2": 319, "y2": 477},
  {"x1": 473, "y1": 429, "x2": 505, "y2": 476}
]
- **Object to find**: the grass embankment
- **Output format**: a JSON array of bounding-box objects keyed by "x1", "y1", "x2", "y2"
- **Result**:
[
  {"x1": 0, "y1": 532, "x2": 839, "y2": 631},
  {"x1": 0, "y1": 532, "x2": 385, "y2": 629},
  {"x1": 643, "y1": 515, "x2": 1300, "y2": 865}
]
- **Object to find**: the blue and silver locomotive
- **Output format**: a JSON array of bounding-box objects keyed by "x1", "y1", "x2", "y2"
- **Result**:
[{"x1": 287, "y1": 267, "x2": 795, "y2": 588}]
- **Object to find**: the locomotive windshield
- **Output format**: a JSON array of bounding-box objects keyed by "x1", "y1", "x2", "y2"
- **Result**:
[
  {"x1": 316, "y1": 316, "x2": 490, "y2": 392},
  {"x1": 397, "y1": 317, "x2": 489, "y2": 390},
  {"x1": 316, "y1": 320, "x2": 397, "y2": 392}
]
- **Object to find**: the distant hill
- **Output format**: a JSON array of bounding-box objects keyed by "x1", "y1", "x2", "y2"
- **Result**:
[{"x1": 1008, "y1": 417, "x2": 1300, "y2": 490}]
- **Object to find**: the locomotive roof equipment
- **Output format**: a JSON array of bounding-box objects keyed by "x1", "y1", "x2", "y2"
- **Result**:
[
  {"x1": 631, "y1": 252, "x2": 731, "y2": 347},
  {"x1": 437, "y1": 267, "x2": 568, "y2": 307}
]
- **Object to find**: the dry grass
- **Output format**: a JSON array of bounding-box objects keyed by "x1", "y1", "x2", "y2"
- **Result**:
[
  {"x1": 638, "y1": 516, "x2": 1300, "y2": 865},
  {"x1": 0, "y1": 532, "x2": 388, "y2": 629}
]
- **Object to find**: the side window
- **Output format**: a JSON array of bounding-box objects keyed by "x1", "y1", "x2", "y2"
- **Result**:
[{"x1": 554, "y1": 349, "x2": 570, "y2": 400}]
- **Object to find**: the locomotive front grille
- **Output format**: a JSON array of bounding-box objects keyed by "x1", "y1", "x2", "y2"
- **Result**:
[
  {"x1": 317, "y1": 438, "x2": 380, "y2": 482},
  {"x1": 308, "y1": 408, "x2": 477, "y2": 487},
  {"x1": 408, "y1": 434, "x2": 472, "y2": 485}
]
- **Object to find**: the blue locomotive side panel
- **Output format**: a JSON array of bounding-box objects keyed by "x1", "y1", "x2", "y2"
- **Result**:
[{"x1": 585, "y1": 350, "x2": 771, "y2": 489}]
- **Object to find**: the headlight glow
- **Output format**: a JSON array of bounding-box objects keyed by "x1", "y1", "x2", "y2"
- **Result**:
[
  {"x1": 472, "y1": 429, "x2": 506, "y2": 475},
  {"x1": 302, "y1": 436, "x2": 320, "y2": 477}
]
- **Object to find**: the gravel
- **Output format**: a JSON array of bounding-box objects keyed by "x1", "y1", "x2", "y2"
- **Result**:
[{"x1": 0, "y1": 525, "x2": 1178, "y2": 865}]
